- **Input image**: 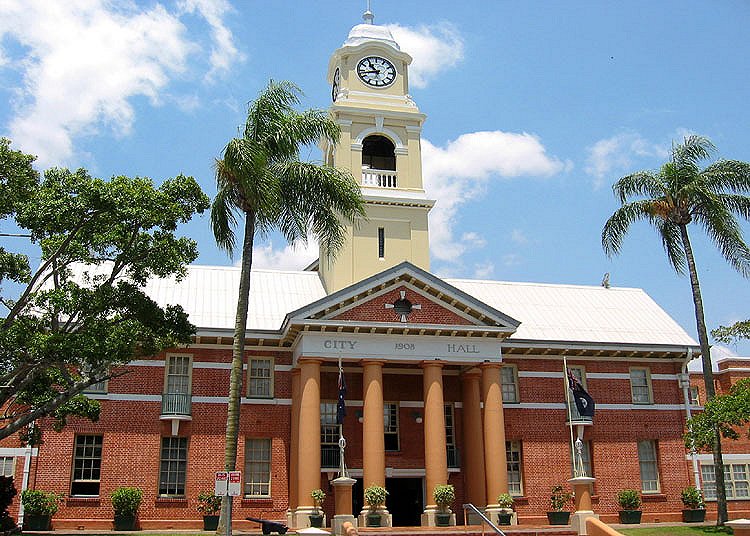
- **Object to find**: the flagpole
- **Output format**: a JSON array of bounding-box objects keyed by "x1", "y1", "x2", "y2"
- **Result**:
[
  {"x1": 337, "y1": 356, "x2": 347, "y2": 478},
  {"x1": 563, "y1": 356, "x2": 579, "y2": 477}
]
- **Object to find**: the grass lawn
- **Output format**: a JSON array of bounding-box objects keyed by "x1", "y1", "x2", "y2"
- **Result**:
[{"x1": 619, "y1": 526, "x2": 733, "y2": 535}]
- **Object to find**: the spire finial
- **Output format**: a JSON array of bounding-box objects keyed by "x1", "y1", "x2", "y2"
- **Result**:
[{"x1": 363, "y1": 0, "x2": 374, "y2": 24}]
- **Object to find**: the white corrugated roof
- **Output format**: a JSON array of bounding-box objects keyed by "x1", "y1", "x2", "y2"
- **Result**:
[
  {"x1": 67, "y1": 263, "x2": 696, "y2": 347},
  {"x1": 446, "y1": 278, "x2": 697, "y2": 347}
]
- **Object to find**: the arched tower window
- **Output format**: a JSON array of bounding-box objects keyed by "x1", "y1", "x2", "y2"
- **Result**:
[{"x1": 362, "y1": 135, "x2": 396, "y2": 171}]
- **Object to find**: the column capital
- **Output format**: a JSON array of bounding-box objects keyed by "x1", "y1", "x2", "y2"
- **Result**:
[
  {"x1": 291, "y1": 367, "x2": 301, "y2": 376},
  {"x1": 461, "y1": 367, "x2": 482, "y2": 380},
  {"x1": 479, "y1": 361, "x2": 502, "y2": 370},
  {"x1": 420, "y1": 359, "x2": 446, "y2": 369},
  {"x1": 298, "y1": 357, "x2": 324, "y2": 366},
  {"x1": 361, "y1": 359, "x2": 386, "y2": 367}
]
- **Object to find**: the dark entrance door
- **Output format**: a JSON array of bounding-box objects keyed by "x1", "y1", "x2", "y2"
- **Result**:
[{"x1": 386, "y1": 477, "x2": 423, "y2": 526}]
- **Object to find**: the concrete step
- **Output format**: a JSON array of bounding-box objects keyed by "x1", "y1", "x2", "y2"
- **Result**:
[{"x1": 358, "y1": 526, "x2": 578, "y2": 536}]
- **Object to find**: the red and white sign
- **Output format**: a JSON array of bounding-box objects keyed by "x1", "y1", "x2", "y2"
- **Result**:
[
  {"x1": 228, "y1": 470, "x2": 242, "y2": 497},
  {"x1": 214, "y1": 471, "x2": 228, "y2": 496}
]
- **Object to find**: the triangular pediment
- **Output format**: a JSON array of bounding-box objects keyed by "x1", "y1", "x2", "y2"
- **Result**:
[{"x1": 281, "y1": 262, "x2": 519, "y2": 340}]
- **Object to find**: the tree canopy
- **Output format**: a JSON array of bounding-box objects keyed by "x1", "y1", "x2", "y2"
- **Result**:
[
  {"x1": 0, "y1": 138, "x2": 210, "y2": 442},
  {"x1": 686, "y1": 378, "x2": 750, "y2": 452}
]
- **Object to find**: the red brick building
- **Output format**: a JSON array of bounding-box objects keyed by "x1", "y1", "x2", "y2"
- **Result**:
[{"x1": 0, "y1": 10, "x2": 711, "y2": 532}]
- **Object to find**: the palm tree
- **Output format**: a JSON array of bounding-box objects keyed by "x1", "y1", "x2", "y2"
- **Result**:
[
  {"x1": 602, "y1": 134, "x2": 750, "y2": 524},
  {"x1": 211, "y1": 80, "x2": 365, "y2": 533}
]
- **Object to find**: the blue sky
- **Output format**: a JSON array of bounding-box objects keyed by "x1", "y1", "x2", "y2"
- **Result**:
[{"x1": 1, "y1": 0, "x2": 749, "y2": 355}]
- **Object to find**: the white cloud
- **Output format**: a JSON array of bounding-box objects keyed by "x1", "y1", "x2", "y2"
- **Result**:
[
  {"x1": 387, "y1": 23, "x2": 464, "y2": 88},
  {"x1": 511, "y1": 229, "x2": 528, "y2": 245},
  {"x1": 250, "y1": 240, "x2": 319, "y2": 271},
  {"x1": 584, "y1": 132, "x2": 670, "y2": 189},
  {"x1": 422, "y1": 131, "x2": 566, "y2": 264},
  {"x1": 502, "y1": 253, "x2": 522, "y2": 267},
  {"x1": 179, "y1": 0, "x2": 243, "y2": 80},
  {"x1": 473, "y1": 261, "x2": 495, "y2": 279},
  {"x1": 0, "y1": 0, "x2": 240, "y2": 167}
]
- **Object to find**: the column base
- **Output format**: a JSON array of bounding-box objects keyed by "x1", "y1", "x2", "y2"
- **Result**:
[
  {"x1": 292, "y1": 506, "x2": 326, "y2": 529},
  {"x1": 570, "y1": 511, "x2": 599, "y2": 536},
  {"x1": 421, "y1": 507, "x2": 456, "y2": 527},
  {"x1": 484, "y1": 506, "x2": 517, "y2": 526},
  {"x1": 358, "y1": 508, "x2": 392, "y2": 528},
  {"x1": 332, "y1": 515, "x2": 356, "y2": 535}
]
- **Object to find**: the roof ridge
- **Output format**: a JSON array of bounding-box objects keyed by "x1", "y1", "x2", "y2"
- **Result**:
[{"x1": 444, "y1": 277, "x2": 643, "y2": 292}]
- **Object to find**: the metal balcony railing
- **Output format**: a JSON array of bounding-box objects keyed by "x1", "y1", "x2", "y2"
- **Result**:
[
  {"x1": 321, "y1": 445, "x2": 340, "y2": 469},
  {"x1": 362, "y1": 168, "x2": 398, "y2": 188},
  {"x1": 447, "y1": 445, "x2": 460, "y2": 468},
  {"x1": 161, "y1": 393, "x2": 191, "y2": 417}
]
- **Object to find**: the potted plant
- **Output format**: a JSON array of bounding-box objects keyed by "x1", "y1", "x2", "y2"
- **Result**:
[
  {"x1": 497, "y1": 493, "x2": 514, "y2": 525},
  {"x1": 110, "y1": 487, "x2": 143, "y2": 531},
  {"x1": 197, "y1": 491, "x2": 222, "y2": 531},
  {"x1": 546, "y1": 485, "x2": 573, "y2": 525},
  {"x1": 616, "y1": 489, "x2": 642, "y2": 524},
  {"x1": 681, "y1": 485, "x2": 706, "y2": 523},
  {"x1": 20, "y1": 489, "x2": 63, "y2": 531},
  {"x1": 363, "y1": 484, "x2": 387, "y2": 527},
  {"x1": 433, "y1": 484, "x2": 455, "y2": 527},
  {"x1": 309, "y1": 488, "x2": 326, "y2": 528}
]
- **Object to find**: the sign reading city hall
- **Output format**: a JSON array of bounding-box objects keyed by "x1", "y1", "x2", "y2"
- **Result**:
[{"x1": 294, "y1": 332, "x2": 503, "y2": 364}]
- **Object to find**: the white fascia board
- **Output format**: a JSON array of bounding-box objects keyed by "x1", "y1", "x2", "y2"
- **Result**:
[{"x1": 503, "y1": 338, "x2": 699, "y2": 355}]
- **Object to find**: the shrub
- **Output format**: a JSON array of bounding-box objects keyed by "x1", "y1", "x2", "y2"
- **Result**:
[
  {"x1": 497, "y1": 493, "x2": 514, "y2": 509},
  {"x1": 433, "y1": 484, "x2": 455, "y2": 512},
  {"x1": 20, "y1": 489, "x2": 63, "y2": 516},
  {"x1": 196, "y1": 492, "x2": 222, "y2": 515},
  {"x1": 616, "y1": 489, "x2": 642, "y2": 510},
  {"x1": 681, "y1": 486, "x2": 705, "y2": 509},
  {"x1": 549, "y1": 485, "x2": 573, "y2": 511},
  {"x1": 364, "y1": 484, "x2": 387, "y2": 510},
  {"x1": 311, "y1": 488, "x2": 326, "y2": 513},
  {"x1": 110, "y1": 487, "x2": 143, "y2": 517}
]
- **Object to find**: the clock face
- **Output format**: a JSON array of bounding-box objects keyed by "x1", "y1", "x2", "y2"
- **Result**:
[
  {"x1": 356, "y1": 56, "x2": 396, "y2": 88},
  {"x1": 331, "y1": 68, "x2": 340, "y2": 102}
]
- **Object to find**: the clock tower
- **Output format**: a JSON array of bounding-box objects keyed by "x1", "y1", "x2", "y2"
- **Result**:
[{"x1": 319, "y1": 8, "x2": 434, "y2": 293}]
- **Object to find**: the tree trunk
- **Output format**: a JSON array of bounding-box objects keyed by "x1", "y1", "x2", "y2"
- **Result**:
[
  {"x1": 680, "y1": 224, "x2": 728, "y2": 524},
  {"x1": 217, "y1": 213, "x2": 256, "y2": 535}
]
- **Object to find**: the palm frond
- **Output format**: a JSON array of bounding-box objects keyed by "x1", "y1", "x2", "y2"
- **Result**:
[
  {"x1": 673, "y1": 135, "x2": 715, "y2": 168},
  {"x1": 655, "y1": 218, "x2": 685, "y2": 274},
  {"x1": 210, "y1": 185, "x2": 238, "y2": 256},
  {"x1": 612, "y1": 171, "x2": 664, "y2": 204},
  {"x1": 694, "y1": 200, "x2": 750, "y2": 277},
  {"x1": 602, "y1": 200, "x2": 657, "y2": 256},
  {"x1": 701, "y1": 160, "x2": 750, "y2": 194}
]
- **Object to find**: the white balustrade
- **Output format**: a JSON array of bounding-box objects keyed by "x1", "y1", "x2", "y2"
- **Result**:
[{"x1": 362, "y1": 168, "x2": 398, "y2": 188}]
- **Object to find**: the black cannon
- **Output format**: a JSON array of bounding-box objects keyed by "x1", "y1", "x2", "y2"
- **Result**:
[{"x1": 245, "y1": 516, "x2": 288, "y2": 535}]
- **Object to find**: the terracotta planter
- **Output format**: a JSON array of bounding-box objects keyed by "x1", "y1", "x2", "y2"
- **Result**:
[
  {"x1": 682, "y1": 509, "x2": 706, "y2": 523},
  {"x1": 618, "y1": 510, "x2": 642, "y2": 524},
  {"x1": 547, "y1": 511, "x2": 570, "y2": 525}
]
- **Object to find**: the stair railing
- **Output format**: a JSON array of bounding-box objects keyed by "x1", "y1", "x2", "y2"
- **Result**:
[{"x1": 462, "y1": 503, "x2": 506, "y2": 536}]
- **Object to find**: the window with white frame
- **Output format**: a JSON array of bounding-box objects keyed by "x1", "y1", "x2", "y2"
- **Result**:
[
  {"x1": 570, "y1": 440, "x2": 593, "y2": 478},
  {"x1": 445, "y1": 404, "x2": 459, "y2": 468},
  {"x1": 501, "y1": 365, "x2": 519, "y2": 403},
  {"x1": 159, "y1": 437, "x2": 188, "y2": 497},
  {"x1": 701, "y1": 463, "x2": 750, "y2": 500},
  {"x1": 320, "y1": 402, "x2": 339, "y2": 468},
  {"x1": 71, "y1": 435, "x2": 102, "y2": 496},
  {"x1": 165, "y1": 355, "x2": 191, "y2": 395},
  {"x1": 630, "y1": 368, "x2": 653, "y2": 404},
  {"x1": 248, "y1": 357, "x2": 273, "y2": 398},
  {"x1": 506, "y1": 440, "x2": 523, "y2": 496},
  {"x1": 244, "y1": 438, "x2": 271, "y2": 497},
  {"x1": 384, "y1": 403, "x2": 399, "y2": 451},
  {"x1": 638, "y1": 440, "x2": 660, "y2": 493},
  {"x1": 0, "y1": 457, "x2": 13, "y2": 478}
]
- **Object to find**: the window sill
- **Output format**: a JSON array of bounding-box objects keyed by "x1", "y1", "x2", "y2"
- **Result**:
[
  {"x1": 641, "y1": 493, "x2": 667, "y2": 502},
  {"x1": 241, "y1": 497, "x2": 273, "y2": 505},
  {"x1": 67, "y1": 497, "x2": 101, "y2": 505}
]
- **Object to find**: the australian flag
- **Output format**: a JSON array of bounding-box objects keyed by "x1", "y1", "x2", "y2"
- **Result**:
[
  {"x1": 336, "y1": 366, "x2": 347, "y2": 425},
  {"x1": 567, "y1": 369, "x2": 595, "y2": 419}
]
